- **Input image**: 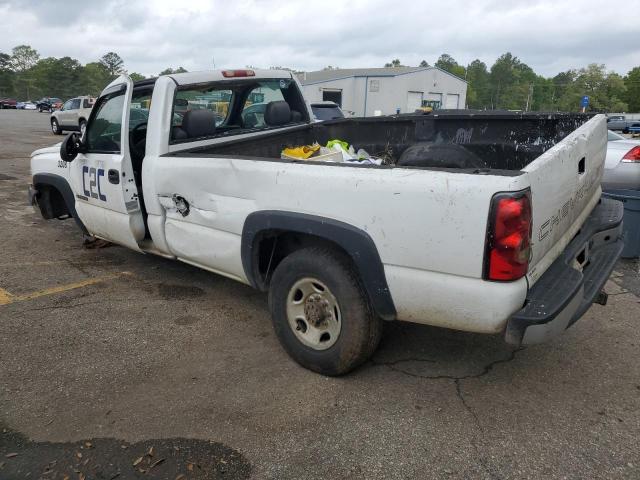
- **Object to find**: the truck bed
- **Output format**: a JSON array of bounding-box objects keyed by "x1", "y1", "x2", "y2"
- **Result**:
[{"x1": 171, "y1": 111, "x2": 592, "y2": 172}]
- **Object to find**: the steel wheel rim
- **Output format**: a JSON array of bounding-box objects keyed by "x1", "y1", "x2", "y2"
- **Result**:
[
  {"x1": 286, "y1": 277, "x2": 341, "y2": 350},
  {"x1": 51, "y1": 121, "x2": 58, "y2": 133}
]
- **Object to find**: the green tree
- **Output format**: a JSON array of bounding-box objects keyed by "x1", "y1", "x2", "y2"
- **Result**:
[
  {"x1": 10, "y1": 45, "x2": 39, "y2": 72},
  {"x1": 80, "y1": 62, "x2": 112, "y2": 96},
  {"x1": 129, "y1": 72, "x2": 145, "y2": 82},
  {"x1": 435, "y1": 54, "x2": 465, "y2": 79},
  {"x1": 99, "y1": 52, "x2": 125, "y2": 77},
  {"x1": 624, "y1": 67, "x2": 640, "y2": 111},
  {"x1": 0, "y1": 52, "x2": 11, "y2": 70},
  {"x1": 0, "y1": 52, "x2": 15, "y2": 97},
  {"x1": 564, "y1": 64, "x2": 627, "y2": 112},
  {"x1": 488, "y1": 52, "x2": 539, "y2": 110},
  {"x1": 9, "y1": 45, "x2": 40, "y2": 99},
  {"x1": 384, "y1": 59, "x2": 403, "y2": 68},
  {"x1": 465, "y1": 59, "x2": 490, "y2": 109},
  {"x1": 159, "y1": 66, "x2": 188, "y2": 75}
]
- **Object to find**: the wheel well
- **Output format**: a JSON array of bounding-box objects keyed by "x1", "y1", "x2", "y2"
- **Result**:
[
  {"x1": 79, "y1": 117, "x2": 86, "y2": 124},
  {"x1": 35, "y1": 183, "x2": 70, "y2": 219},
  {"x1": 252, "y1": 230, "x2": 353, "y2": 291}
]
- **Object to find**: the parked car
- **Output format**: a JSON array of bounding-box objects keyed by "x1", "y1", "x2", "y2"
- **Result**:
[
  {"x1": 310, "y1": 101, "x2": 345, "y2": 121},
  {"x1": 35, "y1": 97, "x2": 62, "y2": 113},
  {"x1": 606, "y1": 115, "x2": 638, "y2": 134},
  {"x1": 602, "y1": 130, "x2": 640, "y2": 190},
  {"x1": 50, "y1": 96, "x2": 95, "y2": 135},
  {"x1": 29, "y1": 71, "x2": 623, "y2": 375},
  {"x1": 23, "y1": 101, "x2": 37, "y2": 110},
  {"x1": 0, "y1": 98, "x2": 17, "y2": 109}
]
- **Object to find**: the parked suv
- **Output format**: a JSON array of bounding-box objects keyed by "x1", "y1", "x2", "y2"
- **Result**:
[{"x1": 50, "y1": 96, "x2": 95, "y2": 135}]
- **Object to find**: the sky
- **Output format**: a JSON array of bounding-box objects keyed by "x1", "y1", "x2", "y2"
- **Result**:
[{"x1": 1, "y1": 0, "x2": 640, "y2": 78}]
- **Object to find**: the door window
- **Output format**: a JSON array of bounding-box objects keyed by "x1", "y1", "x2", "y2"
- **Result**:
[
  {"x1": 71, "y1": 98, "x2": 81, "y2": 110},
  {"x1": 85, "y1": 93, "x2": 125, "y2": 154},
  {"x1": 62, "y1": 100, "x2": 73, "y2": 111}
]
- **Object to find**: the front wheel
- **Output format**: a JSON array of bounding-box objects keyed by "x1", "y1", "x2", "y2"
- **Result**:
[
  {"x1": 268, "y1": 247, "x2": 382, "y2": 376},
  {"x1": 51, "y1": 118, "x2": 62, "y2": 135}
]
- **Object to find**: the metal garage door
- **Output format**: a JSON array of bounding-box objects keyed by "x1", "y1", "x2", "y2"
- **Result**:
[
  {"x1": 406, "y1": 91, "x2": 423, "y2": 113},
  {"x1": 445, "y1": 94, "x2": 459, "y2": 109}
]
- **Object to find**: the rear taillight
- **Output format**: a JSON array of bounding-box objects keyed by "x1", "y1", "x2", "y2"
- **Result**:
[
  {"x1": 484, "y1": 190, "x2": 532, "y2": 281},
  {"x1": 622, "y1": 145, "x2": 640, "y2": 162},
  {"x1": 221, "y1": 69, "x2": 255, "y2": 78}
]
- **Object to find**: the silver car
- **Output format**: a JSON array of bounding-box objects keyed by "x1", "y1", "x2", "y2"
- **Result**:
[{"x1": 602, "y1": 130, "x2": 640, "y2": 190}]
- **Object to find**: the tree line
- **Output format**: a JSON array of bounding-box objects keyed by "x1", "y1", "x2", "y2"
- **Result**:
[
  {"x1": 2, "y1": 44, "x2": 638, "y2": 112},
  {"x1": 384, "y1": 53, "x2": 640, "y2": 112},
  {"x1": 0, "y1": 45, "x2": 187, "y2": 101}
]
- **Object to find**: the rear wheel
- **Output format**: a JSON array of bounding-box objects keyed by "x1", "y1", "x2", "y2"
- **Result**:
[
  {"x1": 51, "y1": 118, "x2": 62, "y2": 135},
  {"x1": 79, "y1": 119, "x2": 87, "y2": 136},
  {"x1": 268, "y1": 247, "x2": 382, "y2": 376}
]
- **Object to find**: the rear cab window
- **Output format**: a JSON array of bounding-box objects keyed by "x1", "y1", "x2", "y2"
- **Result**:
[{"x1": 170, "y1": 78, "x2": 308, "y2": 144}]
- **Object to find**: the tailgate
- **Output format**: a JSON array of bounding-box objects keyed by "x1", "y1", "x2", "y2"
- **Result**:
[{"x1": 523, "y1": 115, "x2": 607, "y2": 285}]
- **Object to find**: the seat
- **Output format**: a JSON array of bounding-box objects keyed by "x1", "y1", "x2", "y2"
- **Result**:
[
  {"x1": 181, "y1": 109, "x2": 217, "y2": 138},
  {"x1": 264, "y1": 101, "x2": 292, "y2": 126},
  {"x1": 291, "y1": 110, "x2": 302, "y2": 122},
  {"x1": 172, "y1": 126, "x2": 188, "y2": 140}
]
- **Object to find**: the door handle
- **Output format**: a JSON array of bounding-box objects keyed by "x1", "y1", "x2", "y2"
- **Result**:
[{"x1": 108, "y1": 169, "x2": 120, "y2": 184}]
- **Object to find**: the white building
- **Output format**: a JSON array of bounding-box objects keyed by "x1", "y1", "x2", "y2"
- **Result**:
[{"x1": 297, "y1": 67, "x2": 467, "y2": 117}]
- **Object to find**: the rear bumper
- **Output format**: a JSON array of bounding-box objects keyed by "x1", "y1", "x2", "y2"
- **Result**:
[{"x1": 505, "y1": 197, "x2": 624, "y2": 345}]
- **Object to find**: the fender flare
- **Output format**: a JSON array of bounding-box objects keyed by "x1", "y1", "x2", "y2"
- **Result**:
[
  {"x1": 32, "y1": 173, "x2": 88, "y2": 234},
  {"x1": 241, "y1": 211, "x2": 396, "y2": 320}
]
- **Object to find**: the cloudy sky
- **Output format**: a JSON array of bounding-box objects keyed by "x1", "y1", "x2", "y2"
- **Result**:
[{"x1": 1, "y1": 0, "x2": 639, "y2": 78}]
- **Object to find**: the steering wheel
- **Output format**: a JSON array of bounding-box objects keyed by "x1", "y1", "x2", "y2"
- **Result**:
[{"x1": 129, "y1": 122, "x2": 148, "y2": 159}]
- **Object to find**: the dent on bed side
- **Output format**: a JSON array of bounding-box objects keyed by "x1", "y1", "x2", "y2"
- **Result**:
[{"x1": 241, "y1": 210, "x2": 397, "y2": 320}]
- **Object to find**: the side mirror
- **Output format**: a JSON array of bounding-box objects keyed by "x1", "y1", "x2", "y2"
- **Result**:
[{"x1": 60, "y1": 132, "x2": 81, "y2": 162}]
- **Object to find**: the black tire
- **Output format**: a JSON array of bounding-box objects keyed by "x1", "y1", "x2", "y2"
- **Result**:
[
  {"x1": 51, "y1": 118, "x2": 62, "y2": 135},
  {"x1": 268, "y1": 247, "x2": 382, "y2": 376},
  {"x1": 623, "y1": 128, "x2": 629, "y2": 134}
]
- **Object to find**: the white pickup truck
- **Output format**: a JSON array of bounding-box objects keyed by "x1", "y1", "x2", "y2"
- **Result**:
[{"x1": 29, "y1": 70, "x2": 624, "y2": 375}]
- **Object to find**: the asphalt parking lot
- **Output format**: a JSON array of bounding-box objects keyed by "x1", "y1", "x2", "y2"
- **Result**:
[{"x1": 1, "y1": 109, "x2": 639, "y2": 479}]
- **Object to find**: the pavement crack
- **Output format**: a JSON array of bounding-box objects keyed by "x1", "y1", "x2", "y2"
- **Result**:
[{"x1": 370, "y1": 347, "x2": 525, "y2": 381}]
